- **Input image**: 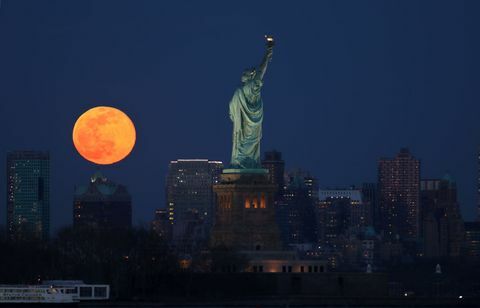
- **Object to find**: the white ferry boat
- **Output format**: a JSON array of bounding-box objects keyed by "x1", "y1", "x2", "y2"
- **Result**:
[
  {"x1": 42, "y1": 280, "x2": 110, "y2": 301},
  {"x1": 0, "y1": 281, "x2": 109, "y2": 306},
  {"x1": 0, "y1": 285, "x2": 78, "y2": 306}
]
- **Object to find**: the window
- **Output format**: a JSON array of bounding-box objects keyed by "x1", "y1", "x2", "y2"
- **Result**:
[
  {"x1": 282, "y1": 265, "x2": 286, "y2": 273},
  {"x1": 252, "y1": 197, "x2": 258, "y2": 208},
  {"x1": 94, "y1": 287, "x2": 107, "y2": 298},
  {"x1": 79, "y1": 287, "x2": 92, "y2": 297},
  {"x1": 253, "y1": 266, "x2": 258, "y2": 272},
  {"x1": 308, "y1": 266, "x2": 312, "y2": 273},
  {"x1": 314, "y1": 266, "x2": 318, "y2": 273},
  {"x1": 245, "y1": 196, "x2": 251, "y2": 208},
  {"x1": 288, "y1": 266, "x2": 292, "y2": 273},
  {"x1": 300, "y1": 266, "x2": 304, "y2": 273},
  {"x1": 260, "y1": 193, "x2": 266, "y2": 208},
  {"x1": 259, "y1": 266, "x2": 263, "y2": 272}
]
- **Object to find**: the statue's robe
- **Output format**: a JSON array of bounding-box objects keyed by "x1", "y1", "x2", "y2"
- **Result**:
[{"x1": 229, "y1": 78, "x2": 263, "y2": 169}]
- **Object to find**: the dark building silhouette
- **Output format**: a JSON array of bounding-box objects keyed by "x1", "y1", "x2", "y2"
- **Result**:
[
  {"x1": 464, "y1": 222, "x2": 480, "y2": 258},
  {"x1": 361, "y1": 183, "x2": 377, "y2": 228},
  {"x1": 420, "y1": 177, "x2": 464, "y2": 258},
  {"x1": 261, "y1": 150, "x2": 285, "y2": 200},
  {"x1": 151, "y1": 208, "x2": 172, "y2": 241},
  {"x1": 315, "y1": 188, "x2": 377, "y2": 270},
  {"x1": 478, "y1": 147, "x2": 480, "y2": 221},
  {"x1": 73, "y1": 172, "x2": 132, "y2": 229},
  {"x1": 378, "y1": 148, "x2": 420, "y2": 241},
  {"x1": 7, "y1": 151, "x2": 50, "y2": 240},
  {"x1": 316, "y1": 189, "x2": 365, "y2": 245},
  {"x1": 166, "y1": 159, "x2": 223, "y2": 251},
  {"x1": 276, "y1": 170, "x2": 317, "y2": 247}
]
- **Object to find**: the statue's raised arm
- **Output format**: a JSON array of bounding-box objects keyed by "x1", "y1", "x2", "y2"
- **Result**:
[{"x1": 257, "y1": 35, "x2": 274, "y2": 81}]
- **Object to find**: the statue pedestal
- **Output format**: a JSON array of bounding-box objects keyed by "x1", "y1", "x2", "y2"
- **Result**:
[{"x1": 210, "y1": 170, "x2": 281, "y2": 251}]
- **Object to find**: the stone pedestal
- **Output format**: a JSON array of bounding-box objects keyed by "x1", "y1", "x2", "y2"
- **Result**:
[{"x1": 210, "y1": 171, "x2": 281, "y2": 251}]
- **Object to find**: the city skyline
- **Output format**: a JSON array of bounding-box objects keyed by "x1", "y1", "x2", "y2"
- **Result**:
[{"x1": 1, "y1": 1, "x2": 480, "y2": 233}]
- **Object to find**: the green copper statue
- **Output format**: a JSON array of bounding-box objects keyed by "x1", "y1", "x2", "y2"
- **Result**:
[{"x1": 229, "y1": 36, "x2": 274, "y2": 169}]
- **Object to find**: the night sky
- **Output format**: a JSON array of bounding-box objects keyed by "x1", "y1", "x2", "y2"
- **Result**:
[{"x1": 1, "y1": 0, "x2": 479, "y2": 233}]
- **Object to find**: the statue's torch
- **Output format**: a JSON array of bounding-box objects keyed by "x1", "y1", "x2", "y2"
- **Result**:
[{"x1": 265, "y1": 35, "x2": 275, "y2": 48}]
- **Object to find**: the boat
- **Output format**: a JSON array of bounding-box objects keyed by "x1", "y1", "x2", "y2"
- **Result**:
[{"x1": 0, "y1": 285, "x2": 78, "y2": 306}]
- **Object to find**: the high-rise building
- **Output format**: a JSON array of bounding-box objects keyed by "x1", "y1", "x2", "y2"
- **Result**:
[
  {"x1": 361, "y1": 183, "x2": 376, "y2": 228},
  {"x1": 261, "y1": 150, "x2": 285, "y2": 199},
  {"x1": 378, "y1": 148, "x2": 420, "y2": 241},
  {"x1": 420, "y1": 177, "x2": 464, "y2": 258},
  {"x1": 73, "y1": 172, "x2": 132, "y2": 229},
  {"x1": 151, "y1": 208, "x2": 172, "y2": 241},
  {"x1": 7, "y1": 151, "x2": 50, "y2": 240},
  {"x1": 316, "y1": 189, "x2": 365, "y2": 246},
  {"x1": 477, "y1": 147, "x2": 480, "y2": 221},
  {"x1": 276, "y1": 170, "x2": 317, "y2": 247},
  {"x1": 464, "y1": 222, "x2": 480, "y2": 258},
  {"x1": 166, "y1": 159, "x2": 223, "y2": 250}
]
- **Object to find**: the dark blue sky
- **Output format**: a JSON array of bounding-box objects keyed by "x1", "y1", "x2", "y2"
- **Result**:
[{"x1": 1, "y1": 0, "x2": 479, "y2": 232}]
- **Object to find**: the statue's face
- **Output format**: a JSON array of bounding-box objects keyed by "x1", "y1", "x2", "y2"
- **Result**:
[{"x1": 241, "y1": 68, "x2": 256, "y2": 83}]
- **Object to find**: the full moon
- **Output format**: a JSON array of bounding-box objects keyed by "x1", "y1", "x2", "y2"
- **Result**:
[{"x1": 73, "y1": 106, "x2": 136, "y2": 165}]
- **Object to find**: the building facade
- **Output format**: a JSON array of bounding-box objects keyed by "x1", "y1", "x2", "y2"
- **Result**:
[
  {"x1": 151, "y1": 208, "x2": 172, "y2": 241},
  {"x1": 361, "y1": 183, "x2": 376, "y2": 228},
  {"x1": 210, "y1": 172, "x2": 281, "y2": 251},
  {"x1": 261, "y1": 150, "x2": 285, "y2": 200},
  {"x1": 420, "y1": 177, "x2": 464, "y2": 258},
  {"x1": 378, "y1": 148, "x2": 420, "y2": 241},
  {"x1": 7, "y1": 151, "x2": 50, "y2": 240},
  {"x1": 316, "y1": 189, "x2": 367, "y2": 244},
  {"x1": 277, "y1": 170, "x2": 318, "y2": 247},
  {"x1": 478, "y1": 147, "x2": 480, "y2": 221},
  {"x1": 166, "y1": 159, "x2": 223, "y2": 250},
  {"x1": 464, "y1": 222, "x2": 480, "y2": 258},
  {"x1": 73, "y1": 172, "x2": 132, "y2": 229}
]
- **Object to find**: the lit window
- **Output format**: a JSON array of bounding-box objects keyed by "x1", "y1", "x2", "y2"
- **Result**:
[
  {"x1": 245, "y1": 196, "x2": 251, "y2": 209},
  {"x1": 260, "y1": 193, "x2": 266, "y2": 208}
]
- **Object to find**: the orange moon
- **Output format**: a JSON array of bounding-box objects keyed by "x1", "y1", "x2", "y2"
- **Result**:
[{"x1": 73, "y1": 106, "x2": 136, "y2": 165}]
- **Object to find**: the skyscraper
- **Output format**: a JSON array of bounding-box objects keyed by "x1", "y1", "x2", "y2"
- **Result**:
[
  {"x1": 477, "y1": 147, "x2": 480, "y2": 221},
  {"x1": 73, "y1": 172, "x2": 132, "y2": 229},
  {"x1": 7, "y1": 151, "x2": 50, "y2": 240},
  {"x1": 378, "y1": 148, "x2": 420, "y2": 241},
  {"x1": 261, "y1": 150, "x2": 285, "y2": 199},
  {"x1": 464, "y1": 222, "x2": 480, "y2": 258},
  {"x1": 420, "y1": 177, "x2": 464, "y2": 257},
  {"x1": 276, "y1": 170, "x2": 317, "y2": 247},
  {"x1": 361, "y1": 183, "x2": 376, "y2": 228},
  {"x1": 151, "y1": 208, "x2": 172, "y2": 241},
  {"x1": 166, "y1": 159, "x2": 223, "y2": 250},
  {"x1": 316, "y1": 189, "x2": 365, "y2": 246}
]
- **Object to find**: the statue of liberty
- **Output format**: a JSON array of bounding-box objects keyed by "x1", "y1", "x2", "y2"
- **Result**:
[{"x1": 229, "y1": 36, "x2": 274, "y2": 170}]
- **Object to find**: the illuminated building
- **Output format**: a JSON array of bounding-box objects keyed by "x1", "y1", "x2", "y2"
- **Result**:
[
  {"x1": 247, "y1": 251, "x2": 327, "y2": 273},
  {"x1": 420, "y1": 177, "x2": 464, "y2": 257},
  {"x1": 7, "y1": 151, "x2": 50, "y2": 240},
  {"x1": 378, "y1": 148, "x2": 420, "y2": 241},
  {"x1": 464, "y1": 222, "x2": 480, "y2": 258},
  {"x1": 261, "y1": 150, "x2": 285, "y2": 200},
  {"x1": 316, "y1": 189, "x2": 366, "y2": 245},
  {"x1": 73, "y1": 172, "x2": 132, "y2": 229},
  {"x1": 166, "y1": 159, "x2": 223, "y2": 250},
  {"x1": 277, "y1": 170, "x2": 317, "y2": 247}
]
